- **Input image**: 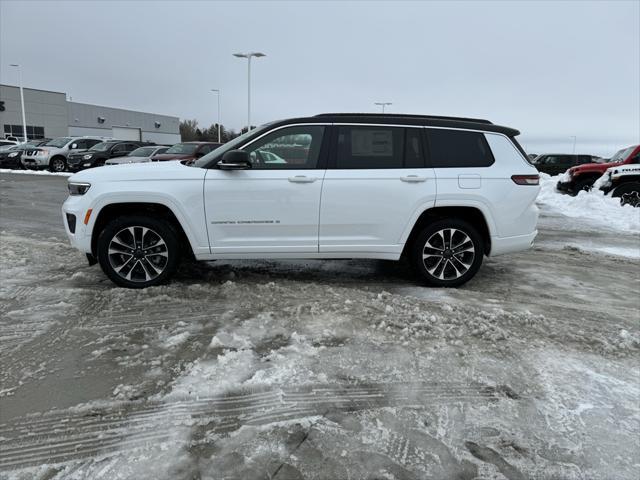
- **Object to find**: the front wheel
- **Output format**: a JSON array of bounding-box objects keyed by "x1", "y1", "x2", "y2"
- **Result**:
[
  {"x1": 97, "y1": 216, "x2": 180, "y2": 288},
  {"x1": 612, "y1": 182, "x2": 640, "y2": 207},
  {"x1": 49, "y1": 157, "x2": 67, "y2": 172},
  {"x1": 411, "y1": 219, "x2": 484, "y2": 287}
]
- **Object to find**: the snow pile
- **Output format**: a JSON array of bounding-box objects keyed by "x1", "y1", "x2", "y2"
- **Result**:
[
  {"x1": 537, "y1": 173, "x2": 640, "y2": 233},
  {"x1": 0, "y1": 168, "x2": 72, "y2": 176}
]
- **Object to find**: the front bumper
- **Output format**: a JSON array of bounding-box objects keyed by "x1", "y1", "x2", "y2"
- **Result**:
[
  {"x1": 21, "y1": 155, "x2": 49, "y2": 169},
  {"x1": 556, "y1": 180, "x2": 574, "y2": 194},
  {"x1": 62, "y1": 195, "x2": 93, "y2": 254}
]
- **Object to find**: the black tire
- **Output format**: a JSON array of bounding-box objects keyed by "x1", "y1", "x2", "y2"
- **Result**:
[
  {"x1": 97, "y1": 215, "x2": 181, "y2": 288},
  {"x1": 49, "y1": 156, "x2": 67, "y2": 172},
  {"x1": 572, "y1": 177, "x2": 594, "y2": 195},
  {"x1": 612, "y1": 182, "x2": 640, "y2": 207},
  {"x1": 410, "y1": 219, "x2": 484, "y2": 288}
]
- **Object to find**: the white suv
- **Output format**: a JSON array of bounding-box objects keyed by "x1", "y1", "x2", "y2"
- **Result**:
[
  {"x1": 62, "y1": 114, "x2": 540, "y2": 288},
  {"x1": 22, "y1": 136, "x2": 109, "y2": 172}
]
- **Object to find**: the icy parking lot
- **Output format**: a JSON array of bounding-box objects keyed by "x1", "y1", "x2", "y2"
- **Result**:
[{"x1": 0, "y1": 172, "x2": 639, "y2": 480}]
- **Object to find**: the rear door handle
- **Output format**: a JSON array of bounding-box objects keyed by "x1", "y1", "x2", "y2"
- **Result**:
[
  {"x1": 400, "y1": 175, "x2": 427, "y2": 183},
  {"x1": 288, "y1": 175, "x2": 317, "y2": 183}
]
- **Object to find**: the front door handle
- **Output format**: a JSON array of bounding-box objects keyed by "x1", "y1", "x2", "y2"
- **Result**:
[
  {"x1": 400, "y1": 175, "x2": 427, "y2": 183},
  {"x1": 288, "y1": 175, "x2": 317, "y2": 183}
]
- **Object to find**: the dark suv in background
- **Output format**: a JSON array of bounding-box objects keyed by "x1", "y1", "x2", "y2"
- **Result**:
[
  {"x1": 67, "y1": 140, "x2": 151, "y2": 172},
  {"x1": 533, "y1": 154, "x2": 600, "y2": 176}
]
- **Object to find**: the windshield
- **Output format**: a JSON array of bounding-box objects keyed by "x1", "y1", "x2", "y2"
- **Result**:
[
  {"x1": 193, "y1": 124, "x2": 273, "y2": 168},
  {"x1": 607, "y1": 146, "x2": 635, "y2": 163},
  {"x1": 89, "y1": 142, "x2": 113, "y2": 152},
  {"x1": 128, "y1": 146, "x2": 156, "y2": 157},
  {"x1": 165, "y1": 143, "x2": 198, "y2": 155},
  {"x1": 45, "y1": 137, "x2": 73, "y2": 148}
]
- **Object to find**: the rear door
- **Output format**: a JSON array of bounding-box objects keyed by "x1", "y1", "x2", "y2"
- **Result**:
[
  {"x1": 204, "y1": 124, "x2": 328, "y2": 254},
  {"x1": 319, "y1": 125, "x2": 435, "y2": 255}
]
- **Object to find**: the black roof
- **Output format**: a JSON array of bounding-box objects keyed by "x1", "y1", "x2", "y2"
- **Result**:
[{"x1": 269, "y1": 113, "x2": 519, "y2": 136}]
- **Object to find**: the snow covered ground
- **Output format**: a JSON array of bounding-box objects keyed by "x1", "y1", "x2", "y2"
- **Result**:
[{"x1": 0, "y1": 172, "x2": 639, "y2": 479}]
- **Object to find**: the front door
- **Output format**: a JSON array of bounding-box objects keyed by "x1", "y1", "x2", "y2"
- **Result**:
[{"x1": 204, "y1": 124, "x2": 328, "y2": 254}]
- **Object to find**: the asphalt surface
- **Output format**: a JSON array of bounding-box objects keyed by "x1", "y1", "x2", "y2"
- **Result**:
[{"x1": 0, "y1": 172, "x2": 638, "y2": 479}]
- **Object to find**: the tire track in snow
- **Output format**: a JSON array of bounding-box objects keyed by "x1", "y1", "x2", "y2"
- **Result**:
[{"x1": 0, "y1": 382, "x2": 509, "y2": 470}]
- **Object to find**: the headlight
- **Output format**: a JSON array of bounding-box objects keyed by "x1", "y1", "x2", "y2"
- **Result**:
[
  {"x1": 8, "y1": 152, "x2": 19, "y2": 158},
  {"x1": 68, "y1": 182, "x2": 91, "y2": 195},
  {"x1": 83, "y1": 154, "x2": 93, "y2": 160}
]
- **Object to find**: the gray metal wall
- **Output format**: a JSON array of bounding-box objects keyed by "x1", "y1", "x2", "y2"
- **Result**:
[
  {"x1": 67, "y1": 102, "x2": 180, "y2": 143},
  {"x1": 0, "y1": 84, "x2": 68, "y2": 139},
  {"x1": 1, "y1": 84, "x2": 181, "y2": 144}
]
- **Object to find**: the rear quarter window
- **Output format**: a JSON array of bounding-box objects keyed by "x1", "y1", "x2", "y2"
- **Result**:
[{"x1": 426, "y1": 129, "x2": 494, "y2": 168}]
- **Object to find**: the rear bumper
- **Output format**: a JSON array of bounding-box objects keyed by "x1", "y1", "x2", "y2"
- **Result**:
[{"x1": 490, "y1": 230, "x2": 537, "y2": 256}]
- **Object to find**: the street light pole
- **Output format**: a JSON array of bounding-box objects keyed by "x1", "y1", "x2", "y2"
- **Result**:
[
  {"x1": 233, "y1": 52, "x2": 266, "y2": 131},
  {"x1": 570, "y1": 136, "x2": 577, "y2": 154},
  {"x1": 211, "y1": 89, "x2": 221, "y2": 143},
  {"x1": 374, "y1": 102, "x2": 392, "y2": 113},
  {"x1": 10, "y1": 64, "x2": 28, "y2": 142}
]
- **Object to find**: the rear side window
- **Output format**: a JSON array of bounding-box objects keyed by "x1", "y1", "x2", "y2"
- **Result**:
[
  {"x1": 427, "y1": 129, "x2": 494, "y2": 168},
  {"x1": 336, "y1": 126, "x2": 404, "y2": 169}
]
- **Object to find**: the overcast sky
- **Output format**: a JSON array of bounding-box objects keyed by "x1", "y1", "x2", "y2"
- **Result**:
[{"x1": 1, "y1": 0, "x2": 638, "y2": 155}]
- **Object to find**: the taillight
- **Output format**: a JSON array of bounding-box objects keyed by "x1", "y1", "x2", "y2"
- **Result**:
[{"x1": 511, "y1": 174, "x2": 539, "y2": 185}]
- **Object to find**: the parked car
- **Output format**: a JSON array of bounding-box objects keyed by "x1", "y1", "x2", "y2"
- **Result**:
[
  {"x1": 533, "y1": 154, "x2": 599, "y2": 176},
  {"x1": 63, "y1": 113, "x2": 540, "y2": 289},
  {"x1": 598, "y1": 163, "x2": 640, "y2": 207},
  {"x1": 0, "y1": 139, "x2": 19, "y2": 149},
  {"x1": 21, "y1": 136, "x2": 109, "y2": 172},
  {"x1": 104, "y1": 145, "x2": 170, "y2": 165},
  {"x1": 66, "y1": 140, "x2": 152, "y2": 172},
  {"x1": 150, "y1": 142, "x2": 221, "y2": 163},
  {"x1": 557, "y1": 145, "x2": 640, "y2": 194},
  {"x1": 0, "y1": 139, "x2": 50, "y2": 169}
]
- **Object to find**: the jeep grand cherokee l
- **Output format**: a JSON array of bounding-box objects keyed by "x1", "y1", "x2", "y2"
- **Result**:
[{"x1": 62, "y1": 113, "x2": 540, "y2": 289}]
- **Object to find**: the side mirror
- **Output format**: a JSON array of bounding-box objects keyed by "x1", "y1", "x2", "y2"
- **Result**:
[
  {"x1": 70, "y1": 143, "x2": 78, "y2": 149},
  {"x1": 218, "y1": 150, "x2": 251, "y2": 170}
]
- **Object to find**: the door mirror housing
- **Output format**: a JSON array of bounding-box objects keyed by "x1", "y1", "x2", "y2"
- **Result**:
[
  {"x1": 70, "y1": 143, "x2": 78, "y2": 149},
  {"x1": 218, "y1": 150, "x2": 251, "y2": 170}
]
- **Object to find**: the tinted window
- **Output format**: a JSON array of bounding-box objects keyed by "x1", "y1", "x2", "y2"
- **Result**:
[
  {"x1": 336, "y1": 126, "x2": 403, "y2": 169},
  {"x1": 244, "y1": 125, "x2": 325, "y2": 169},
  {"x1": 427, "y1": 129, "x2": 494, "y2": 168},
  {"x1": 199, "y1": 144, "x2": 214, "y2": 155},
  {"x1": 404, "y1": 128, "x2": 424, "y2": 168},
  {"x1": 577, "y1": 155, "x2": 592, "y2": 164}
]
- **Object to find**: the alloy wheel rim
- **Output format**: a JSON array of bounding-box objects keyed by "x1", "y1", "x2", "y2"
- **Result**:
[
  {"x1": 422, "y1": 228, "x2": 475, "y2": 280},
  {"x1": 53, "y1": 159, "x2": 65, "y2": 171},
  {"x1": 621, "y1": 191, "x2": 640, "y2": 207},
  {"x1": 108, "y1": 226, "x2": 169, "y2": 282}
]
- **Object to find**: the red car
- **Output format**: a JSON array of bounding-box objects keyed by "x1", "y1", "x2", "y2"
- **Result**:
[
  {"x1": 150, "y1": 142, "x2": 222, "y2": 163},
  {"x1": 557, "y1": 144, "x2": 640, "y2": 194}
]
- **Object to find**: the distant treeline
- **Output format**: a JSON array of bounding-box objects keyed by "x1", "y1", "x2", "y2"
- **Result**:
[{"x1": 179, "y1": 119, "x2": 253, "y2": 143}]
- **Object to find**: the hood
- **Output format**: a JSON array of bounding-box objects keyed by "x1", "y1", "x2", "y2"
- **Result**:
[
  {"x1": 68, "y1": 160, "x2": 206, "y2": 183},
  {"x1": 150, "y1": 153, "x2": 193, "y2": 161},
  {"x1": 105, "y1": 156, "x2": 150, "y2": 164},
  {"x1": 571, "y1": 161, "x2": 622, "y2": 174}
]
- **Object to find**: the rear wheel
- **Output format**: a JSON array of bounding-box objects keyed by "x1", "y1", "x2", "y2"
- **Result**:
[
  {"x1": 411, "y1": 219, "x2": 484, "y2": 287},
  {"x1": 612, "y1": 182, "x2": 640, "y2": 207},
  {"x1": 97, "y1": 215, "x2": 180, "y2": 288},
  {"x1": 49, "y1": 156, "x2": 67, "y2": 172}
]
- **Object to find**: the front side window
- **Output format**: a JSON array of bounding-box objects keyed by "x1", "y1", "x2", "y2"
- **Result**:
[
  {"x1": 427, "y1": 129, "x2": 494, "y2": 168},
  {"x1": 336, "y1": 126, "x2": 403, "y2": 169},
  {"x1": 244, "y1": 125, "x2": 325, "y2": 169}
]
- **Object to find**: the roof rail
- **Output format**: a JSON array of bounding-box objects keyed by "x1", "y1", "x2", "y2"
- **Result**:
[{"x1": 314, "y1": 113, "x2": 493, "y2": 125}]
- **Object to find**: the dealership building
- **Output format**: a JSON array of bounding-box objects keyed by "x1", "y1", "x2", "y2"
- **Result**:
[{"x1": 0, "y1": 84, "x2": 181, "y2": 144}]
